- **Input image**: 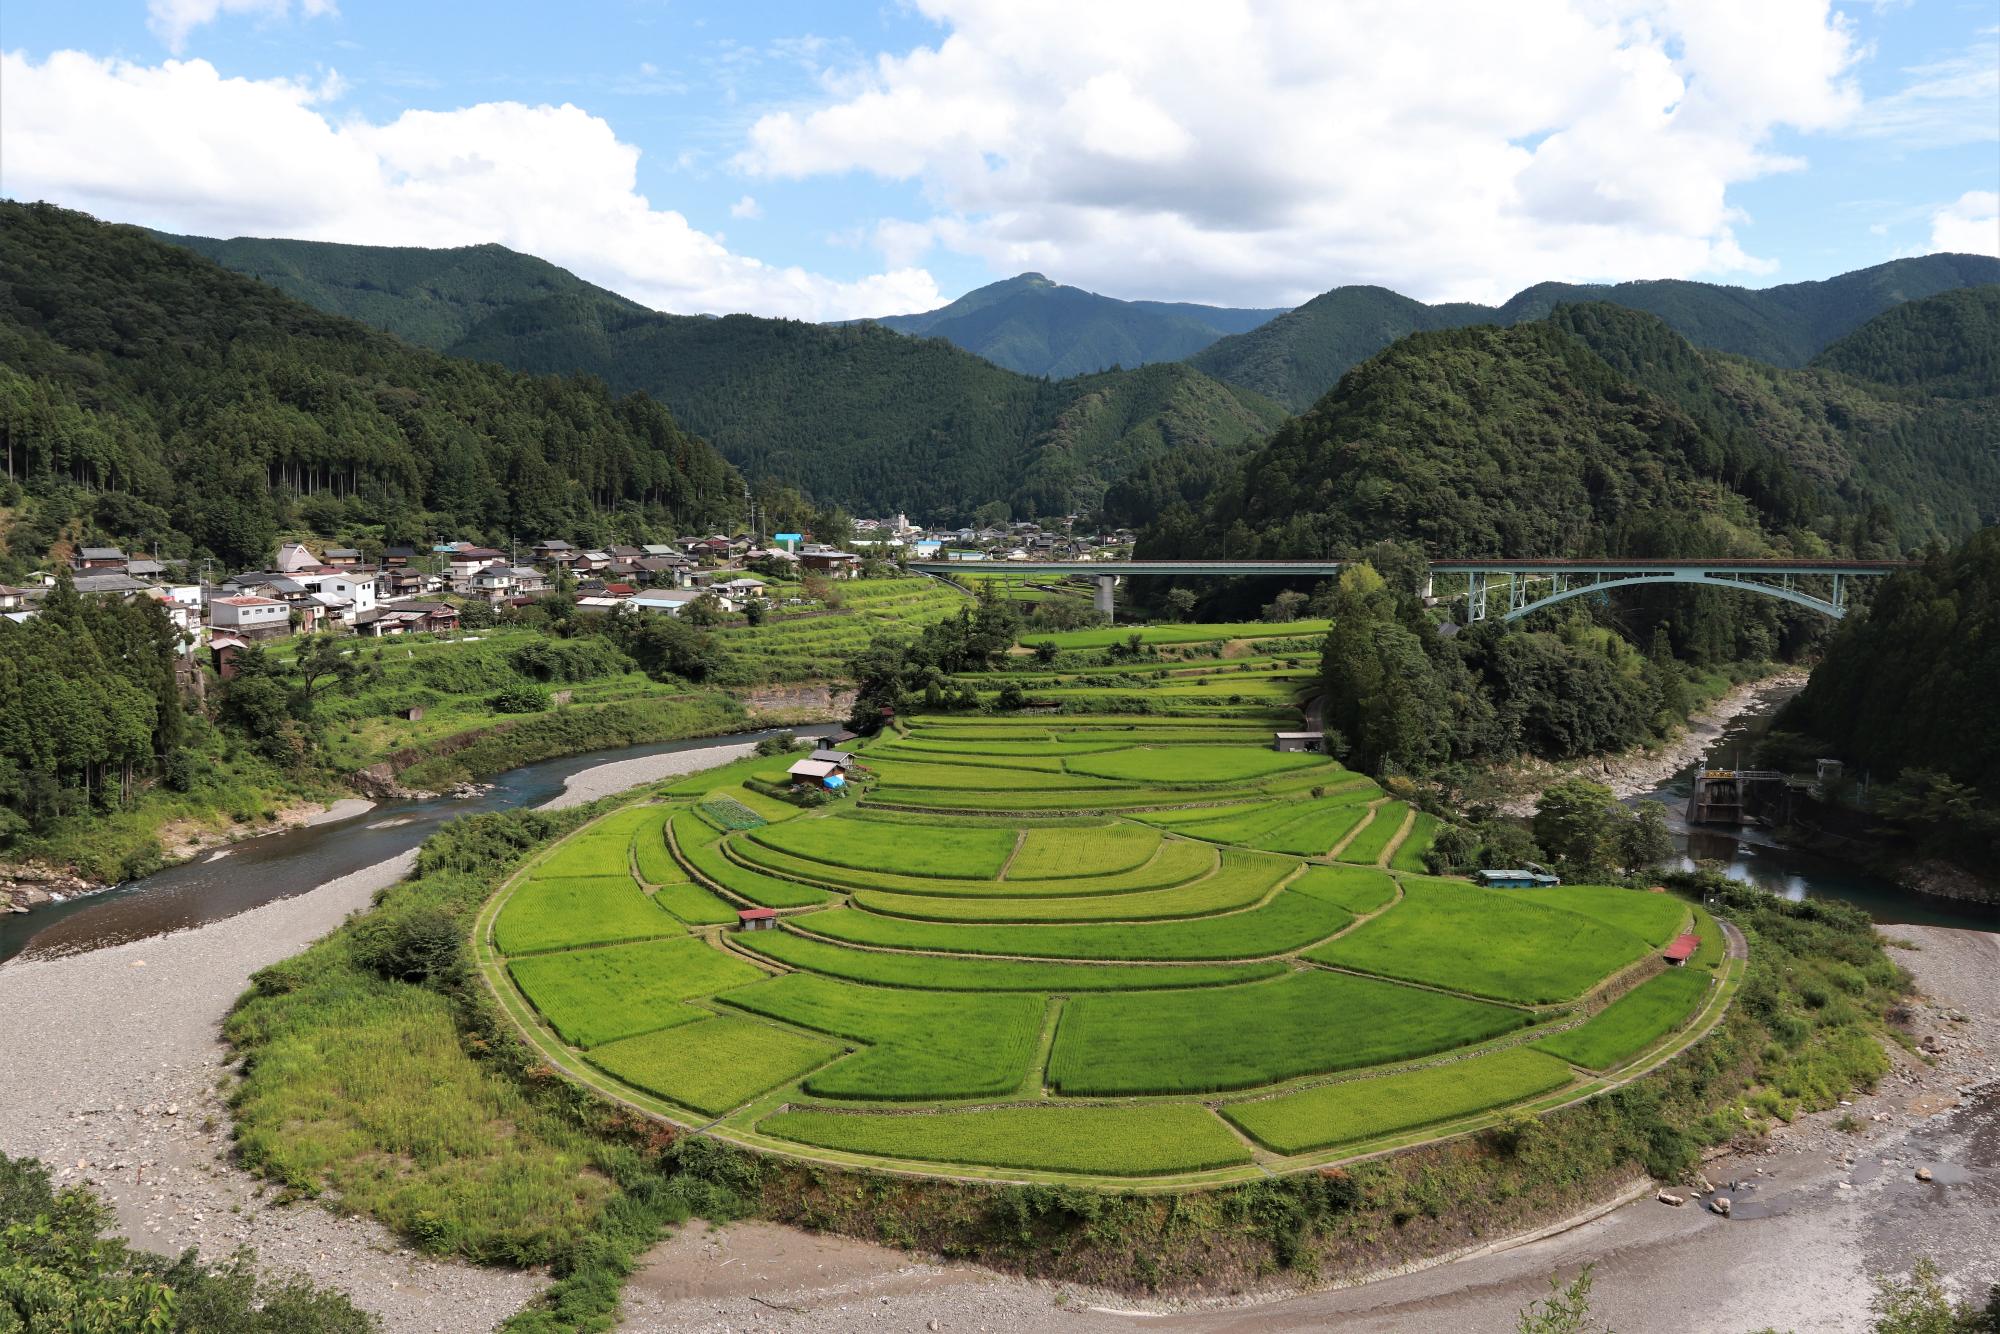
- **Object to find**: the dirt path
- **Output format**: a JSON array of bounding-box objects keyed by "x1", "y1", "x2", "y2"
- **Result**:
[{"x1": 613, "y1": 923, "x2": 1999, "y2": 1333}]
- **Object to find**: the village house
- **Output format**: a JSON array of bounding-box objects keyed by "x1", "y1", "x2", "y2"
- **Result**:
[
  {"x1": 208, "y1": 594, "x2": 291, "y2": 641},
  {"x1": 447, "y1": 547, "x2": 507, "y2": 590},
  {"x1": 274, "y1": 542, "x2": 319, "y2": 573},
  {"x1": 630, "y1": 588, "x2": 733, "y2": 616},
  {"x1": 531, "y1": 539, "x2": 578, "y2": 566},
  {"x1": 73, "y1": 545, "x2": 127, "y2": 571},
  {"x1": 70, "y1": 572, "x2": 152, "y2": 596},
  {"x1": 380, "y1": 546, "x2": 420, "y2": 568},
  {"x1": 787, "y1": 757, "x2": 848, "y2": 792},
  {"x1": 322, "y1": 547, "x2": 363, "y2": 567},
  {"x1": 353, "y1": 600, "x2": 460, "y2": 637},
  {"x1": 798, "y1": 550, "x2": 863, "y2": 579}
]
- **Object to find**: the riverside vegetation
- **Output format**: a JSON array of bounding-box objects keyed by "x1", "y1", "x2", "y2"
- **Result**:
[{"x1": 214, "y1": 607, "x2": 1912, "y2": 1329}]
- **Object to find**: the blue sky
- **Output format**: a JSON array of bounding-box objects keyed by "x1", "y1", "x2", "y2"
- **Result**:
[{"x1": 1, "y1": 1, "x2": 1994, "y2": 318}]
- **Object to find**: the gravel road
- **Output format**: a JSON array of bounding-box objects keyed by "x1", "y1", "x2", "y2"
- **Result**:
[{"x1": 0, "y1": 739, "x2": 766, "y2": 1332}]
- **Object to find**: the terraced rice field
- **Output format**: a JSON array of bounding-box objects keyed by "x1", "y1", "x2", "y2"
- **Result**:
[
  {"x1": 482, "y1": 674, "x2": 1736, "y2": 1184},
  {"x1": 1532, "y1": 967, "x2": 1714, "y2": 1070}
]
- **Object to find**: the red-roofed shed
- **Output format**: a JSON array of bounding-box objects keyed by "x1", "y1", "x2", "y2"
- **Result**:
[
  {"x1": 736, "y1": 907, "x2": 778, "y2": 932},
  {"x1": 1663, "y1": 933, "x2": 1701, "y2": 966}
]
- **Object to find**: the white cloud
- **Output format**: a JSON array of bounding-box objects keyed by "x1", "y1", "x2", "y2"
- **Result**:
[
  {"x1": 0, "y1": 50, "x2": 940, "y2": 321},
  {"x1": 736, "y1": 0, "x2": 1865, "y2": 304},
  {"x1": 1850, "y1": 36, "x2": 2000, "y2": 148},
  {"x1": 148, "y1": 0, "x2": 337, "y2": 55},
  {"x1": 729, "y1": 194, "x2": 763, "y2": 219},
  {"x1": 1929, "y1": 191, "x2": 2000, "y2": 256}
]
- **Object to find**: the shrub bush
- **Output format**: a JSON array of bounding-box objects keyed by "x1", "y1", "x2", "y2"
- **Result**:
[
  {"x1": 492, "y1": 683, "x2": 551, "y2": 714},
  {"x1": 350, "y1": 903, "x2": 465, "y2": 988}
]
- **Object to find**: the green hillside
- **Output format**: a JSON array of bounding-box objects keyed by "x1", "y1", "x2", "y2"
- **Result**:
[
  {"x1": 1811, "y1": 284, "x2": 2000, "y2": 399},
  {"x1": 1155, "y1": 317, "x2": 1783, "y2": 560},
  {"x1": 1189, "y1": 256, "x2": 2000, "y2": 411},
  {"x1": 0, "y1": 203, "x2": 739, "y2": 568},
  {"x1": 1550, "y1": 296, "x2": 2000, "y2": 539},
  {"x1": 871, "y1": 272, "x2": 1284, "y2": 378},
  {"x1": 160, "y1": 232, "x2": 644, "y2": 350},
  {"x1": 163, "y1": 233, "x2": 1284, "y2": 522},
  {"x1": 1781, "y1": 526, "x2": 2000, "y2": 803},
  {"x1": 1148, "y1": 297, "x2": 1995, "y2": 573}
]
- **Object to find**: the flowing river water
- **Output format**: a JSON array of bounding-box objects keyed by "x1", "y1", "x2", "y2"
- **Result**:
[
  {"x1": 1634, "y1": 683, "x2": 1999, "y2": 931},
  {"x1": 0, "y1": 727, "x2": 825, "y2": 966}
]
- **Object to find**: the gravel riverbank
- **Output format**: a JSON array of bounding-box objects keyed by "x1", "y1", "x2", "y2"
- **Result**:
[
  {"x1": 614, "y1": 923, "x2": 1999, "y2": 1333},
  {"x1": 1491, "y1": 671, "x2": 1807, "y2": 817},
  {"x1": 0, "y1": 737, "x2": 778, "y2": 1331}
]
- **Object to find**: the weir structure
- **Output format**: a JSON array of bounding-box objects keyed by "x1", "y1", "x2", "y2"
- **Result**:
[{"x1": 907, "y1": 557, "x2": 1906, "y2": 622}]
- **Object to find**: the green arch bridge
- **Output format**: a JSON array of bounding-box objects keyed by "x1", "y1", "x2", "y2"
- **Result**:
[{"x1": 905, "y1": 557, "x2": 1908, "y2": 622}]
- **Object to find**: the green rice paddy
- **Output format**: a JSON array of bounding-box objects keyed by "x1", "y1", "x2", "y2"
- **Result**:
[{"x1": 482, "y1": 661, "x2": 1738, "y2": 1183}]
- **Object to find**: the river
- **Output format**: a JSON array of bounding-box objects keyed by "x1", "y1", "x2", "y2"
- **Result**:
[
  {"x1": 11, "y1": 691, "x2": 1992, "y2": 967},
  {"x1": 1634, "y1": 683, "x2": 1999, "y2": 930},
  {"x1": 0, "y1": 727, "x2": 827, "y2": 966}
]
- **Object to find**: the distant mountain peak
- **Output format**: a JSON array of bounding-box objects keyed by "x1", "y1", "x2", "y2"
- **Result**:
[{"x1": 869, "y1": 273, "x2": 1285, "y2": 377}]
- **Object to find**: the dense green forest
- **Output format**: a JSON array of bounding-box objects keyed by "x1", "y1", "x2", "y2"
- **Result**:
[
  {"x1": 1137, "y1": 307, "x2": 1947, "y2": 694},
  {"x1": 868, "y1": 271, "x2": 1284, "y2": 378},
  {"x1": 0, "y1": 204, "x2": 739, "y2": 570},
  {"x1": 1189, "y1": 255, "x2": 2000, "y2": 411},
  {"x1": 163, "y1": 230, "x2": 642, "y2": 351},
  {"x1": 1143, "y1": 299, "x2": 1996, "y2": 586},
  {"x1": 1779, "y1": 526, "x2": 2000, "y2": 816},
  {"x1": 0, "y1": 570, "x2": 184, "y2": 839},
  {"x1": 157, "y1": 231, "x2": 1285, "y2": 522}
]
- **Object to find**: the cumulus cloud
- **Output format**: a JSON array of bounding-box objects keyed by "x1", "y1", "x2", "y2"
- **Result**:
[
  {"x1": 148, "y1": 0, "x2": 336, "y2": 54},
  {"x1": 737, "y1": 0, "x2": 1865, "y2": 304},
  {"x1": 729, "y1": 194, "x2": 763, "y2": 219},
  {"x1": 0, "y1": 49, "x2": 941, "y2": 320},
  {"x1": 1929, "y1": 191, "x2": 2000, "y2": 256}
]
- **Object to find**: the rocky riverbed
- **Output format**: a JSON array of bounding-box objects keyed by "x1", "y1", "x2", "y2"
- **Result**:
[
  {"x1": 0, "y1": 740, "x2": 769, "y2": 1331},
  {"x1": 611, "y1": 923, "x2": 2000, "y2": 1333},
  {"x1": 1490, "y1": 671, "x2": 1807, "y2": 817}
]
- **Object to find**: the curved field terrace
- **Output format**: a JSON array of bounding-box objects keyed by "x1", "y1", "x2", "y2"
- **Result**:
[{"x1": 473, "y1": 715, "x2": 1742, "y2": 1186}]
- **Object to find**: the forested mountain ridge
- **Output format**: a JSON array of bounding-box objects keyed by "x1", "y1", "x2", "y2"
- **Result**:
[
  {"x1": 1147, "y1": 316, "x2": 1790, "y2": 562},
  {"x1": 0, "y1": 203, "x2": 740, "y2": 569},
  {"x1": 160, "y1": 231, "x2": 645, "y2": 351},
  {"x1": 1811, "y1": 284, "x2": 2000, "y2": 399},
  {"x1": 159, "y1": 229, "x2": 1285, "y2": 522},
  {"x1": 1188, "y1": 255, "x2": 2000, "y2": 411},
  {"x1": 867, "y1": 272, "x2": 1285, "y2": 378},
  {"x1": 1143, "y1": 294, "x2": 2000, "y2": 583}
]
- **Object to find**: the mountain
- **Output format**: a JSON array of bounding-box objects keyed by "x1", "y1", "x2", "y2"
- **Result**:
[
  {"x1": 161, "y1": 233, "x2": 1285, "y2": 522},
  {"x1": 1188, "y1": 256, "x2": 2000, "y2": 411},
  {"x1": 1144, "y1": 296, "x2": 1999, "y2": 577},
  {"x1": 0, "y1": 203, "x2": 739, "y2": 569},
  {"x1": 1552, "y1": 294, "x2": 2000, "y2": 539},
  {"x1": 867, "y1": 272, "x2": 1284, "y2": 378},
  {"x1": 159, "y1": 232, "x2": 644, "y2": 350},
  {"x1": 1811, "y1": 284, "x2": 2000, "y2": 399}
]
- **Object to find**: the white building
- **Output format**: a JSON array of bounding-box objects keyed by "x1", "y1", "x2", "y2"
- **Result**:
[{"x1": 209, "y1": 595, "x2": 290, "y2": 640}]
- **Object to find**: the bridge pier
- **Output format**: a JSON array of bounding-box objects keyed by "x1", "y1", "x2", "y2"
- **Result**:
[{"x1": 1095, "y1": 575, "x2": 1116, "y2": 619}]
